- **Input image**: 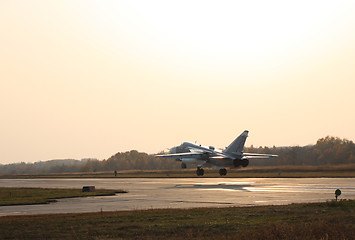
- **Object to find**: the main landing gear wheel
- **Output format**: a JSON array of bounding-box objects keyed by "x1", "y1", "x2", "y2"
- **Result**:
[
  {"x1": 196, "y1": 168, "x2": 204, "y2": 176},
  {"x1": 219, "y1": 168, "x2": 227, "y2": 176}
]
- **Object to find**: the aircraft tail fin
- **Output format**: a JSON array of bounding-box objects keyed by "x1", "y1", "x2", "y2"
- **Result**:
[{"x1": 224, "y1": 130, "x2": 248, "y2": 155}]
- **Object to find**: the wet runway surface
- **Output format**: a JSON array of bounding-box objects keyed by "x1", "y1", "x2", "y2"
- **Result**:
[{"x1": 0, "y1": 178, "x2": 354, "y2": 216}]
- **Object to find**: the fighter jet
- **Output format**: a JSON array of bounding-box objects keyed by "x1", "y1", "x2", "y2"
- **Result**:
[{"x1": 155, "y1": 130, "x2": 277, "y2": 176}]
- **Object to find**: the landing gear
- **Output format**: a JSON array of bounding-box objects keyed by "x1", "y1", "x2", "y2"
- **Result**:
[
  {"x1": 219, "y1": 168, "x2": 227, "y2": 176},
  {"x1": 181, "y1": 162, "x2": 187, "y2": 169},
  {"x1": 196, "y1": 167, "x2": 204, "y2": 176}
]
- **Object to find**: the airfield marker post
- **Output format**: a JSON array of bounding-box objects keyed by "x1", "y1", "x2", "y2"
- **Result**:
[{"x1": 335, "y1": 189, "x2": 341, "y2": 201}]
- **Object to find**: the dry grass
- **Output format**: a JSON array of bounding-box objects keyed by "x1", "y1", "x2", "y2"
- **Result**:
[
  {"x1": 0, "y1": 187, "x2": 126, "y2": 206},
  {"x1": 0, "y1": 200, "x2": 354, "y2": 239}
]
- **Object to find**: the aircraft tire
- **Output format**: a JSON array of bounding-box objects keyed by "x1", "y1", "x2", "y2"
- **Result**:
[
  {"x1": 219, "y1": 168, "x2": 227, "y2": 176},
  {"x1": 196, "y1": 168, "x2": 204, "y2": 176}
]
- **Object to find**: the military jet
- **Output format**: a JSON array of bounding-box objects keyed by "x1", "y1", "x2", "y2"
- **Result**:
[{"x1": 155, "y1": 130, "x2": 277, "y2": 176}]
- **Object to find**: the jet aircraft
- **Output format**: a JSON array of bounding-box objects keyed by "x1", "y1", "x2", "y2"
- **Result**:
[{"x1": 155, "y1": 130, "x2": 277, "y2": 176}]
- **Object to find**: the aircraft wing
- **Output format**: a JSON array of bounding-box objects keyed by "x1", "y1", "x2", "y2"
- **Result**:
[
  {"x1": 155, "y1": 152, "x2": 205, "y2": 159},
  {"x1": 242, "y1": 153, "x2": 278, "y2": 159}
]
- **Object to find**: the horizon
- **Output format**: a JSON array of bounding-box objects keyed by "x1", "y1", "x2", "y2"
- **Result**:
[
  {"x1": 1, "y1": 1, "x2": 355, "y2": 164},
  {"x1": 0, "y1": 133, "x2": 352, "y2": 165}
]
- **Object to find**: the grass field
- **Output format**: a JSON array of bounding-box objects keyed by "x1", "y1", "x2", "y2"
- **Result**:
[
  {"x1": 1, "y1": 164, "x2": 355, "y2": 178},
  {"x1": 0, "y1": 200, "x2": 354, "y2": 239},
  {"x1": 0, "y1": 188, "x2": 126, "y2": 206}
]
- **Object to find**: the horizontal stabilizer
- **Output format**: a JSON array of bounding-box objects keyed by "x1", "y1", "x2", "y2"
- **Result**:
[{"x1": 243, "y1": 153, "x2": 278, "y2": 159}]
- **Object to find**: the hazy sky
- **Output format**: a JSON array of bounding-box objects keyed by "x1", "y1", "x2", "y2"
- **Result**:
[{"x1": 1, "y1": 0, "x2": 355, "y2": 164}]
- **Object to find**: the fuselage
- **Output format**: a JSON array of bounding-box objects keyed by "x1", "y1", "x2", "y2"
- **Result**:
[{"x1": 171, "y1": 142, "x2": 223, "y2": 154}]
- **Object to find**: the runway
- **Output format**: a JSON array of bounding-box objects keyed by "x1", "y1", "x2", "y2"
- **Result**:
[{"x1": 0, "y1": 178, "x2": 354, "y2": 216}]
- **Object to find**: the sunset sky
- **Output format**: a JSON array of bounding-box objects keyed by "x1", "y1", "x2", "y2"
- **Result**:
[{"x1": 1, "y1": 0, "x2": 355, "y2": 164}]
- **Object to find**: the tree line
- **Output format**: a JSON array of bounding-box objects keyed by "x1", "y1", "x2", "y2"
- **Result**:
[
  {"x1": 245, "y1": 136, "x2": 355, "y2": 166},
  {"x1": 0, "y1": 136, "x2": 354, "y2": 175}
]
